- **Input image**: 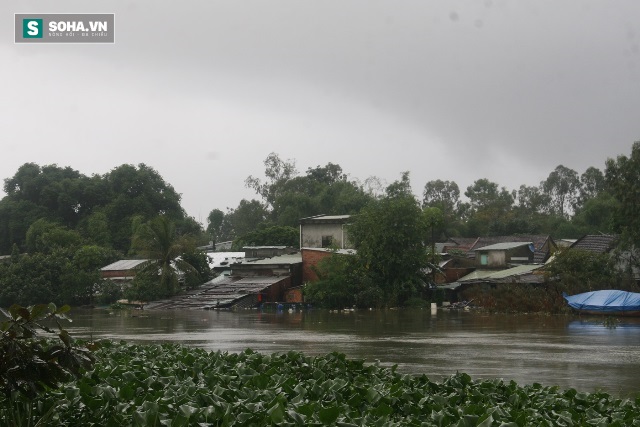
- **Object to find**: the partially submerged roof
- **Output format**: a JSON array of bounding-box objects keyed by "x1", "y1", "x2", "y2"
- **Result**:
[
  {"x1": 150, "y1": 275, "x2": 290, "y2": 309},
  {"x1": 101, "y1": 259, "x2": 149, "y2": 271}
]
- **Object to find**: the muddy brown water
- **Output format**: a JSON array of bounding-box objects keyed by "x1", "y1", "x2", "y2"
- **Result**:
[{"x1": 65, "y1": 308, "x2": 640, "y2": 397}]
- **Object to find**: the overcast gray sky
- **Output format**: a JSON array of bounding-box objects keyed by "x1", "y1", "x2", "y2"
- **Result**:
[{"x1": 2, "y1": 1, "x2": 639, "y2": 223}]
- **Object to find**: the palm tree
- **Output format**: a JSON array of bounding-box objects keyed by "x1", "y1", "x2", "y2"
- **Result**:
[{"x1": 132, "y1": 215, "x2": 199, "y2": 296}]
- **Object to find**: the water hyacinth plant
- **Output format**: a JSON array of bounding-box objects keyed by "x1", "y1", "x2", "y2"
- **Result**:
[{"x1": 2, "y1": 341, "x2": 639, "y2": 426}]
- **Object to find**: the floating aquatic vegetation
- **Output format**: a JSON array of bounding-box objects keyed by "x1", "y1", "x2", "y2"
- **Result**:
[{"x1": 2, "y1": 341, "x2": 639, "y2": 426}]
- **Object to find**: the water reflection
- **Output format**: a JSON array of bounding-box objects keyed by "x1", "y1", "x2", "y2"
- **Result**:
[{"x1": 65, "y1": 308, "x2": 640, "y2": 397}]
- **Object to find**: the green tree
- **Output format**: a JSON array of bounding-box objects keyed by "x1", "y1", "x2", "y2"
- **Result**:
[
  {"x1": 245, "y1": 153, "x2": 298, "y2": 209},
  {"x1": 605, "y1": 141, "x2": 640, "y2": 270},
  {"x1": 384, "y1": 171, "x2": 413, "y2": 199},
  {"x1": 220, "y1": 200, "x2": 269, "y2": 240},
  {"x1": 0, "y1": 249, "x2": 71, "y2": 306},
  {"x1": 0, "y1": 162, "x2": 191, "y2": 254},
  {"x1": 59, "y1": 245, "x2": 120, "y2": 305},
  {"x1": 577, "y1": 166, "x2": 605, "y2": 210},
  {"x1": 422, "y1": 179, "x2": 461, "y2": 235},
  {"x1": 206, "y1": 209, "x2": 225, "y2": 244},
  {"x1": 545, "y1": 248, "x2": 621, "y2": 295},
  {"x1": 234, "y1": 226, "x2": 299, "y2": 249},
  {"x1": 349, "y1": 185, "x2": 429, "y2": 306},
  {"x1": 0, "y1": 303, "x2": 95, "y2": 425},
  {"x1": 464, "y1": 179, "x2": 514, "y2": 236},
  {"x1": 541, "y1": 165, "x2": 581, "y2": 218},
  {"x1": 130, "y1": 216, "x2": 200, "y2": 298},
  {"x1": 79, "y1": 210, "x2": 112, "y2": 247},
  {"x1": 103, "y1": 164, "x2": 185, "y2": 252},
  {"x1": 25, "y1": 219, "x2": 82, "y2": 254},
  {"x1": 516, "y1": 184, "x2": 550, "y2": 215},
  {"x1": 572, "y1": 193, "x2": 618, "y2": 234},
  {"x1": 180, "y1": 249, "x2": 212, "y2": 289},
  {"x1": 304, "y1": 253, "x2": 363, "y2": 309}
]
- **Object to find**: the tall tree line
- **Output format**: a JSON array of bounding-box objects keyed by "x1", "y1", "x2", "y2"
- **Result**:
[{"x1": 0, "y1": 163, "x2": 202, "y2": 254}]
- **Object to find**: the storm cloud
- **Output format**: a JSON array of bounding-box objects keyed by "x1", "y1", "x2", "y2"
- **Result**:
[{"x1": 2, "y1": 0, "x2": 639, "y2": 221}]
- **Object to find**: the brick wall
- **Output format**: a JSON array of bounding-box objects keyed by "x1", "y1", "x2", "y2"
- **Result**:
[
  {"x1": 284, "y1": 287, "x2": 303, "y2": 303},
  {"x1": 301, "y1": 249, "x2": 332, "y2": 282},
  {"x1": 263, "y1": 277, "x2": 291, "y2": 302}
]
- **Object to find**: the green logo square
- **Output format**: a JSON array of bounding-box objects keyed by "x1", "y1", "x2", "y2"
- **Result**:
[{"x1": 23, "y1": 19, "x2": 43, "y2": 38}]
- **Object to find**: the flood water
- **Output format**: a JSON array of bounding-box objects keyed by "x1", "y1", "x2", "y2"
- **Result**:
[{"x1": 65, "y1": 308, "x2": 640, "y2": 397}]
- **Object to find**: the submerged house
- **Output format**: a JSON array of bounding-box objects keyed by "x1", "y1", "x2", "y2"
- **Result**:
[
  {"x1": 439, "y1": 235, "x2": 556, "y2": 264},
  {"x1": 300, "y1": 214, "x2": 356, "y2": 283},
  {"x1": 148, "y1": 252, "x2": 303, "y2": 310},
  {"x1": 474, "y1": 242, "x2": 535, "y2": 268},
  {"x1": 299, "y1": 215, "x2": 352, "y2": 249},
  {"x1": 100, "y1": 259, "x2": 149, "y2": 282},
  {"x1": 569, "y1": 234, "x2": 639, "y2": 283},
  {"x1": 467, "y1": 235, "x2": 556, "y2": 264}
]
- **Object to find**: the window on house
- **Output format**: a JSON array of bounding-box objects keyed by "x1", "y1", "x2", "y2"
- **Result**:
[
  {"x1": 480, "y1": 254, "x2": 488, "y2": 265},
  {"x1": 321, "y1": 235, "x2": 333, "y2": 248}
]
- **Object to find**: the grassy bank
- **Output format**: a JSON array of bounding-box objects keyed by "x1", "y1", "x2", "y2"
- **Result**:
[{"x1": 2, "y1": 342, "x2": 639, "y2": 426}]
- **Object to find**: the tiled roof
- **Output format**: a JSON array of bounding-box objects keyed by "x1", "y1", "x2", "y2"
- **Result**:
[
  {"x1": 443, "y1": 237, "x2": 478, "y2": 250},
  {"x1": 570, "y1": 234, "x2": 618, "y2": 253}
]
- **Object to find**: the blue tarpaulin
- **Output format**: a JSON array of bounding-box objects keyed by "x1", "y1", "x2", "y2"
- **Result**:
[{"x1": 563, "y1": 290, "x2": 640, "y2": 313}]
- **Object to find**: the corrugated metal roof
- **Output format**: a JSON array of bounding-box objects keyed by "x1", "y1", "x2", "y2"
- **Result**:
[
  {"x1": 300, "y1": 214, "x2": 350, "y2": 220},
  {"x1": 235, "y1": 276, "x2": 288, "y2": 285},
  {"x1": 475, "y1": 242, "x2": 533, "y2": 251},
  {"x1": 301, "y1": 247, "x2": 357, "y2": 255},
  {"x1": 148, "y1": 275, "x2": 291, "y2": 310},
  {"x1": 245, "y1": 254, "x2": 302, "y2": 265},
  {"x1": 243, "y1": 246, "x2": 290, "y2": 250},
  {"x1": 299, "y1": 214, "x2": 351, "y2": 224},
  {"x1": 459, "y1": 264, "x2": 542, "y2": 282},
  {"x1": 100, "y1": 259, "x2": 149, "y2": 271}
]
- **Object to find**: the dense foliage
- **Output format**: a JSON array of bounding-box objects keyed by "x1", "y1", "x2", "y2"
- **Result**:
[
  {"x1": 0, "y1": 303, "x2": 96, "y2": 426},
  {"x1": 3, "y1": 342, "x2": 640, "y2": 426},
  {"x1": 606, "y1": 141, "x2": 640, "y2": 273},
  {"x1": 0, "y1": 163, "x2": 201, "y2": 254},
  {"x1": 232, "y1": 226, "x2": 299, "y2": 250},
  {"x1": 306, "y1": 174, "x2": 431, "y2": 308},
  {"x1": 213, "y1": 154, "x2": 372, "y2": 242},
  {"x1": 0, "y1": 245, "x2": 120, "y2": 307},
  {"x1": 130, "y1": 216, "x2": 202, "y2": 298},
  {"x1": 2, "y1": 142, "x2": 640, "y2": 307}
]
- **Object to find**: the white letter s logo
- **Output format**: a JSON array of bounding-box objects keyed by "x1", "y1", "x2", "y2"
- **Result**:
[{"x1": 27, "y1": 20, "x2": 39, "y2": 36}]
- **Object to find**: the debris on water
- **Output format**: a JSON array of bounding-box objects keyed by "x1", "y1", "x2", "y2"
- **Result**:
[{"x1": 446, "y1": 300, "x2": 474, "y2": 310}]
